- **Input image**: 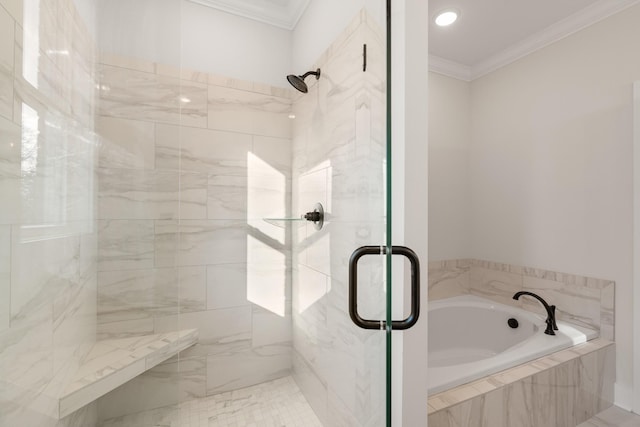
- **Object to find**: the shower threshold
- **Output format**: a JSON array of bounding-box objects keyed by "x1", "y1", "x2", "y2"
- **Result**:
[{"x1": 100, "y1": 376, "x2": 322, "y2": 427}]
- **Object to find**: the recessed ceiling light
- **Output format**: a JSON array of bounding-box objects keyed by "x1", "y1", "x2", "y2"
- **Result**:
[{"x1": 434, "y1": 9, "x2": 459, "y2": 27}]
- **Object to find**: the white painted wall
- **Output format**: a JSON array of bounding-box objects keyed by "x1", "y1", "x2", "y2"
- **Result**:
[
  {"x1": 461, "y1": 5, "x2": 639, "y2": 408},
  {"x1": 97, "y1": 0, "x2": 291, "y2": 87},
  {"x1": 428, "y1": 72, "x2": 472, "y2": 261},
  {"x1": 180, "y1": 1, "x2": 291, "y2": 87},
  {"x1": 291, "y1": 0, "x2": 384, "y2": 71}
]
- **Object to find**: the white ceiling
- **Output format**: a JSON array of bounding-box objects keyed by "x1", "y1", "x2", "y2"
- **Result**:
[
  {"x1": 189, "y1": 0, "x2": 640, "y2": 80},
  {"x1": 429, "y1": 0, "x2": 640, "y2": 80},
  {"x1": 187, "y1": 0, "x2": 310, "y2": 30}
]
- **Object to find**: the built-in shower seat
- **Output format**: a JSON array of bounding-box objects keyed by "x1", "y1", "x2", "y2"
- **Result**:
[{"x1": 57, "y1": 329, "x2": 198, "y2": 419}]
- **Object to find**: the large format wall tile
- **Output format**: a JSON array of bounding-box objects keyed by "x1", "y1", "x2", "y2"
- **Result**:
[
  {"x1": 0, "y1": 0, "x2": 98, "y2": 424},
  {"x1": 97, "y1": 116, "x2": 155, "y2": 170},
  {"x1": 99, "y1": 65, "x2": 207, "y2": 128},
  {"x1": 428, "y1": 260, "x2": 472, "y2": 300},
  {"x1": 208, "y1": 85, "x2": 291, "y2": 138},
  {"x1": 206, "y1": 342, "x2": 291, "y2": 395},
  {"x1": 0, "y1": 5, "x2": 13, "y2": 121},
  {"x1": 96, "y1": 53, "x2": 294, "y2": 419},
  {"x1": 98, "y1": 266, "x2": 206, "y2": 324},
  {"x1": 154, "y1": 308, "x2": 252, "y2": 359},
  {"x1": 432, "y1": 258, "x2": 616, "y2": 339},
  {"x1": 154, "y1": 220, "x2": 248, "y2": 267},
  {"x1": 206, "y1": 264, "x2": 249, "y2": 309},
  {"x1": 0, "y1": 116, "x2": 20, "y2": 224},
  {"x1": 0, "y1": 225, "x2": 9, "y2": 330},
  {"x1": 98, "y1": 220, "x2": 155, "y2": 271},
  {"x1": 155, "y1": 124, "x2": 251, "y2": 174},
  {"x1": 98, "y1": 169, "x2": 180, "y2": 220},
  {"x1": 523, "y1": 275, "x2": 601, "y2": 332}
]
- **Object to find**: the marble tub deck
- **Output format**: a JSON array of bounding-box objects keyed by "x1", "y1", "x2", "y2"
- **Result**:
[{"x1": 428, "y1": 338, "x2": 615, "y2": 425}]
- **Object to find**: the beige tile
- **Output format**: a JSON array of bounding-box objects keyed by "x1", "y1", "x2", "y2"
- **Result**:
[
  {"x1": 180, "y1": 172, "x2": 208, "y2": 220},
  {"x1": 428, "y1": 262, "x2": 470, "y2": 300},
  {"x1": 97, "y1": 220, "x2": 155, "y2": 272},
  {"x1": 492, "y1": 363, "x2": 541, "y2": 385},
  {"x1": 600, "y1": 284, "x2": 615, "y2": 340},
  {"x1": 154, "y1": 220, "x2": 248, "y2": 268},
  {"x1": 0, "y1": 66, "x2": 12, "y2": 121},
  {"x1": 0, "y1": 5, "x2": 14, "y2": 73},
  {"x1": 98, "y1": 53, "x2": 155, "y2": 73},
  {"x1": 0, "y1": 225, "x2": 9, "y2": 330},
  {"x1": 523, "y1": 275, "x2": 601, "y2": 332},
  {"x1": 98, "y1": 169, "x2": 180, "y2": 220},
  {"x1": 504, "y1": 377, "x2": 534, "y2": 426},
  {"x1": 469, "y1": 265, "x2": 523, "y2": 307},
  {"x1": 99, "y1": 65, "x2": 208, "y2": 128},
  {"x1": 208, "y1": 85, "x2": 292, "y2": 138},
  {"x1": 97, "y1": 116, "x2": 155, "y2": 169},
  {"x1": 155, "y1": 123, "x2": 251, "y2": 174},
  {"x1": 1, "y1": 0, "x2": 22, "y2": 25}
]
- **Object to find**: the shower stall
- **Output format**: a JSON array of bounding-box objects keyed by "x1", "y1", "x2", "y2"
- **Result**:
[{"x1": 0, "y1": 0, "x2": 428, "y2": 426}]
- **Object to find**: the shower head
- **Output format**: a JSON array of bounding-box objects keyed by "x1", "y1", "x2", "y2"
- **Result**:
[{"x1": 286, "y1": 68, "x2": 321, "y2": 93}]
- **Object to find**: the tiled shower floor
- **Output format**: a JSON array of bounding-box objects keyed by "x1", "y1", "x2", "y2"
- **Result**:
[{"x1": 100, "y1": 376, "x2": 322, "y2": 427}]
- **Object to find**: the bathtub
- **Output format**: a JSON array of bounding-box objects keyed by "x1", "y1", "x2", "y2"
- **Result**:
[{"x1": 428, "y1": 294, "x2": 598, "y2": 395}]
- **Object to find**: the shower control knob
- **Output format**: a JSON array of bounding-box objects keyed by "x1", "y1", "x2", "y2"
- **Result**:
[
  {"x1": 304, "y1": 211, "x2": 321, "y2": 222},
  {"x1": 303, "y1": 203, "x2": 324, "y2": 230}
]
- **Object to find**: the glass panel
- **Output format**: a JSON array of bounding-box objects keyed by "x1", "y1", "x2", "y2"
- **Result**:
[
  {"x1": 0, "y1": 0, "x2": 397, "y2": 425},
  {"x1": 0, "y1": 0, "x2": 100, "y2": 424},
  {"x1": 94, "y1": 0, "x2": 185, "y2": 422},
  {"x1": 291, "y1": 1, "x2": 390, "y2": 425}
]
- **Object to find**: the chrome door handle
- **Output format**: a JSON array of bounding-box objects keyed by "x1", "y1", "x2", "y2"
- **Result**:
[{"x1": 348, "y1": 245, "x2": 420, "y2": 330}]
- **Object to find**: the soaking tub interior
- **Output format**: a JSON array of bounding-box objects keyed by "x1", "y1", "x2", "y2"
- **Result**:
[{"x1": 428, "y1": 294, "x2": 599, "y2": 395}]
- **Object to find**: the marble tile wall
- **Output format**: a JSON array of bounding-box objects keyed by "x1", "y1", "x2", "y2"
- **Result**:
[
  {"x1": 291, "y1": 10, "x2": 389, "y2": 427},
  {"x1": 0, "y1": 0, "x2": 99, "y2": 425},
  {"x1": 95, "y1": 54, "x2": 293, "y2": 420},
  {"x1": 428, "y1": 259, "x2": 615, "y2": 341},
  {"x1": 428, "y1": 339, "x2": 615, "y2": 427}
]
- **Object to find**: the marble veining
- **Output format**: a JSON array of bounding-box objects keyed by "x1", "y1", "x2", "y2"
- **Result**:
[
  {"x1": 96, "y1": 50, "x2": 295, "y2": 422},
  {"x1": 291, "y1": 9, "x2": 388, "y2": 427},
  {"x1": 0, "y1": 0, "x2": 99, "y2": 424},
  {"x1": 100, "y1": 376, "x2": 321, "y2": 427},
  {"x1": 60, "y1": 329, "x2": 198, "y2": 418},
  {"x1": 428, "y1": 339, "x2": 615, "y2": 427},
  {"x1": 429, "y1": 258, "x2": 615, "y2": 341},
  {"x1": 99, "y1": 64, "x2": 208, "y2": 128}
]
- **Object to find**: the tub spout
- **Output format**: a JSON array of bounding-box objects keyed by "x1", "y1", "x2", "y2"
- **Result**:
[{"x1": 512, "y1": 291, "x2": 558, "y2": 336}]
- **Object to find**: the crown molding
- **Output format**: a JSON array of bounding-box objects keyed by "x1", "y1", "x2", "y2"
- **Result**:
[
  {"x1": 430, "y1": 0, "x2": 640, "y2": 82},
  {"x1": 187, "y1": 0, "x2": 311, "y2": 30},
  {"x1": 428, "y1": 55, "x2": 471, "y2": 82},
  {"x1": 470, "y1": 0, "x2": 640, "y2": 80}
]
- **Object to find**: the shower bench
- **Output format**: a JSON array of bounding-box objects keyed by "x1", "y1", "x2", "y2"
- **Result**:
[{"x1": 57, "y1": 329, "x2": 198, "y2": 419}]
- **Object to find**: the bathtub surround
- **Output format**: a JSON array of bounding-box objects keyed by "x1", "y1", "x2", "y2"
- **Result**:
[
  {"x1": 429, "y1": 5, "x2": 640, "y2": 407},
  {"x1": 0, "y1": 0, "x2": 99, "y2": 425},
  {"x1": 429, "y1": 295, "x2": 598, "y2": 395},
  {"x1": 428, "y1": 339, "x2": 615, "y2": 427},
  {"x1": 95, "y1": 53, "x2": 293, "y2": 420},
  {"x1": 428, "y1": 259, "x2": 615, "y2": 341}
]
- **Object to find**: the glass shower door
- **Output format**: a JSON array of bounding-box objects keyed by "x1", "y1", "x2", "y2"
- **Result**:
[{"x1": 289, "y1": 1, "x2": 417, "y2": 425}]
